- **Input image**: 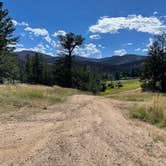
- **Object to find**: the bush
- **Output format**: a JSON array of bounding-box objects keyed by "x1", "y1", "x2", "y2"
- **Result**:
[
  {"x1": 100, "y1": 83, "x2": 107, "y2": 92},
  {"x1": 108, "y1": 82, "x2": 114, "y2": 89},
  {"x1": 116, "y1": 81, "x2": 123, "y2": 88}
]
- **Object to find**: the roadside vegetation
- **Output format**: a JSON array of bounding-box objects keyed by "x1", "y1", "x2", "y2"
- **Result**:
[
  {"x1": 130, "y1": 94, "x2": 166, "y2": 128},
  {"x1": 109, "y1": 87, "x2": 166, "y2": 128},
  {"x1": 0, "y1": 84, "x2": 81, "y2": 114}
]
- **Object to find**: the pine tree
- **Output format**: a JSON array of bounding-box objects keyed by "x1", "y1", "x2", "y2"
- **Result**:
[
  {"x1": 57, "y1": 33, "x2": 84, "y2": 87},
  {"x1": 141, "y1": 33, "x2": 166, "y2": 92},
  {"x1": 25, "y1": 54, "x2": 32, "y2": 83},
  {"x1": 31, "y1": 53, "x2": 44, "y2": 84},
  {"x1": 42, "y1": 57, "x2": 52, "y2": 85},
  {"x1": 0, "y1": 2, "x2": 18, "y2": 83},
  {"x1": 3, "y1": 53, "x2": 19, "y2": 83}
]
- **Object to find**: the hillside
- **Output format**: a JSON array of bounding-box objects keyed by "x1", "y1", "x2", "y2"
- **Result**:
[{"x1": 15, "y1": 50, "x2": 146, "y2": 75}]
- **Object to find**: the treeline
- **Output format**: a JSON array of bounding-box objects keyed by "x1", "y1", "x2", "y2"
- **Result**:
[{"x1": 17, "y1": 53, "x2": 101, "y2": 93}]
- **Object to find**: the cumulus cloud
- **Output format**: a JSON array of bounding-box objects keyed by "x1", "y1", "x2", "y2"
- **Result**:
[
  {"x1": 53, "y1": 30, "x2": 66, "y2": 37},
  {"x1": 114, "y1": 49, "x2": 127, "y2": 56},
  {"x1": 12, "y1": 20, "x2": 29, "y2": 27},
  {"x1": 25, "y1": 26, "x2": 53, "y2": 44},
  {"x1": 89, "y1": 34, "x2": 101, "y2": 40},
  {"x1": 44, "y1": 35, "x2": 52, "y2": 43},
  {"x1": 89, "y1": 15, "x2": 166, "y2": 35},
  {"x1": 25, "y1": 27, "x2": 49, "y2": 36},
  {"x1": 16, "y1": 43, "x2": 24, "y2": 48},
  {"x1": 75, "y1": 43, "x2": 102, "y2": 59}
]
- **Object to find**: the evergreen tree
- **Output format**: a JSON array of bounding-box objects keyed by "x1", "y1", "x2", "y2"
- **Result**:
[
  {"x1": 0, "y1": 2, "x2": 18, "y2": 83},
  {"x1": 42, "y1": 57, "x2": 52, "y2": 85},
  {"x1": 31, "y1": 53, "x2": 44, "y2": 84},
  {"x1": 56, "y1": 33, "x2": 84, "y2": 87},
  {"x1": 141, "y1": 33, "x2": 166, "y2": 92},
  {"x1": 17, "y1": 58, "x2": 25, "y2": 83},
  {"x1": 25, "y1": 54, "x2": 32, "y2": 83}
]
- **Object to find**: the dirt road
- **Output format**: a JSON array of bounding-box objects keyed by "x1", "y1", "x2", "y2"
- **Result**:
[{"x1": 0, "y1": 95, "x2": 166, "y2": 166}]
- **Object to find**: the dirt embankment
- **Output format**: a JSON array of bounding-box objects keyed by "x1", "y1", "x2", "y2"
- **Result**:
[{"x1": 0, "y1": 95, "x2": 166, "y2": 166}]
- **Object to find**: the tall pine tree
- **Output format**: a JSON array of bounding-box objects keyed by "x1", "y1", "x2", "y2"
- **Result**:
[
  {"x1": 56, "y1": 33, "x2": 84, "y2": 87},
  {"x1": 0, "y1": 2, "x2": 18, "y2": 83},
  {"x1": 31, "y1": 53, "x2": 44, "y2": 84}
]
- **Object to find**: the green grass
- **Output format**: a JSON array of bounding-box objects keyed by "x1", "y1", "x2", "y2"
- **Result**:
[
  {"x1": 100, "y1": 79, "x2": 140, "y2": 96},
  {"x1": 130, "y1": 94, "x2": 166, "y2": 128},
  {"x1": 110, "y1": 89, "x2": 156, "y2": 101},
  {"x1": 103, "y1": 79, "x2": 166, "y2": 128},
  {"x1": 0, "y1": 84, "x2": 81, "y2": 114}
]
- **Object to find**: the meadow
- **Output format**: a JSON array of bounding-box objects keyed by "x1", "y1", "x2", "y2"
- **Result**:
[
  {"x1": 0, "y1": 84, "x2": 81, "y2": 114},
  {"x1": 0, "y1": 81, "x2": 166, "y2": 128},
  {"x1": 105, "y1": 80, "x2": 166, "y2": 128},
  {"x1": 100, "y1": 79, "x2": 140, "y2": 95}
]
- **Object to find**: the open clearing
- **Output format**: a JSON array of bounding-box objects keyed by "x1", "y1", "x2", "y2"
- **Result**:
[{"x1": 0, "y1": 92, "x2": 166, "y2": 166}]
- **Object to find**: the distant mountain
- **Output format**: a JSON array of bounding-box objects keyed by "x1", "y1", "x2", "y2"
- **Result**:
[
  {"x1": 95, "y1": 54, "x2": 146, "y2": 65},
  {"x1": 16, "y1": 50, "x2": 56, "y2": 64},
  {"x1": 16, "y1": 51, "x2": 146, "y2": 64},
  {"x1": 15, "y1": 50, "x2": 146, "y2": 75}
]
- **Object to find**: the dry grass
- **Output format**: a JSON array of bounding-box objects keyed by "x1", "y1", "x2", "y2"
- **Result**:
[
  {"x1": 108, "y1": 84, "x2": 166, "y2": 128},
  {"x1": 0, "y1": 84, "x2": 81, "y2": 114},
  {"x1": 130, "y1": 94, "x2": 166, "y2": 128},
  {"x1": 110, "y1": 89, "x2": 158, "y2": 101}
]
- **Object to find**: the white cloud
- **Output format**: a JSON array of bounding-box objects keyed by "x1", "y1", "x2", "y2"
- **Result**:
[
  {"x1": 98, "y1": 44, "x2": 105, "y2": 49},
  {"x1": 12, "y1": 20, "x2": 29, "y2": 27},
  {"x1": 25, "y1": 27, "x2": 49, "y2": 36},
  {"x1": 89, "y1": 34, "x2": 101, "y2": 40},
  {"x1": 53, "y1": 30, "x2": 66, "y2": 37},
  {"x1": 142, "y1": 48, "x2": 148, "y2": 52},
  {"x1": 135, "y1": 48, "x2": 141, "y2": 51},
  {"x1": 45, "y1": 44, "x2": 50, "y2": 49},
  {"x1": 89, "y1": 15, "x2": 166, "y2": 35},
  {"x1": 153, "y1": 11, "x2": 158, "y2": 15},
  {"x1": 147, "y1": 37, "x2": 154, "y2": 47},
  {"x1": 75, "y1": 43, "x2": 102, "y2": 58},
  {"x1": 44, "y1": 35, "x2": 52, "y2": 43},
  {"x1": 114, "y1": 49, "x2": 127, "y2": 56},
  {"x1": 16, "y1": 43, "x2": 24, "y2": 47},
  {"x1": 123, "y1": 42, "x2": 133, "y2": 46}
]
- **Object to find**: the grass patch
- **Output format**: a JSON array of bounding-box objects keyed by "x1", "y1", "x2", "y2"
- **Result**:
[
  {"x1": 130, "y1": 94, "x2": 166, "y2": 128},
  {"x1": 100, "y1": 79, "x2": 140, "y2": 95},
  {"x1": 110, "y1": 90, "x2": 155, "y2": 101},
  {"x1": 0, "y1": 84, "x2": 81, "y2": 114}
]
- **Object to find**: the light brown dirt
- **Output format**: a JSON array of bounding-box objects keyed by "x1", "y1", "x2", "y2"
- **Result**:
[{"x1": 0, "y1": 95, "x2": 166, "y2": 166}]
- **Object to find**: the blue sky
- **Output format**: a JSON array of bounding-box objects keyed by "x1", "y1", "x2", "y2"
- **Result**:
[{"x1": 4, "y1": 0, "x2": 166, "y2": 58}]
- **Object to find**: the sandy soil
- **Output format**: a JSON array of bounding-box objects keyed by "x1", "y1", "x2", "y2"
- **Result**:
[{"x1": 0, "y1": 95, "x2": 166, "y2": 166}]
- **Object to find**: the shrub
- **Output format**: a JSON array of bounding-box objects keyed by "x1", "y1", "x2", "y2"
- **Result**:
[
  {"x1": 100, "y1": 83, "x2": 107, "y2": 92},
  {"x1": 108, "y1": 82, "x2": 114, "y2": 89},
  {"x1": 116, "y1": 81, "x2": 123, "y2": 88}
]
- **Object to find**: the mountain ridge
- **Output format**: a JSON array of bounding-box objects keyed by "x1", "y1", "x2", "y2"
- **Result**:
[{"x1": 15, "y1": 50, "x2": 146, "y2": 65}]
